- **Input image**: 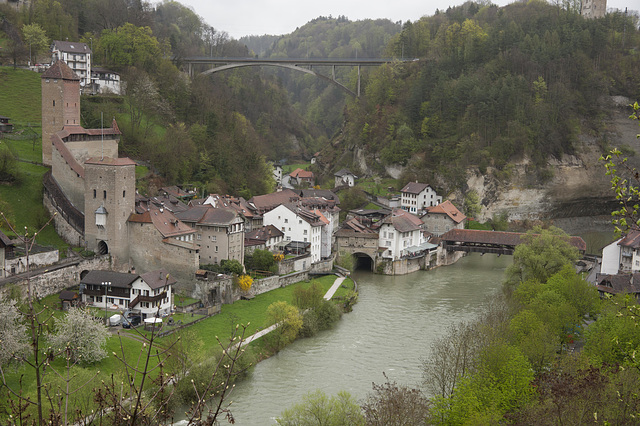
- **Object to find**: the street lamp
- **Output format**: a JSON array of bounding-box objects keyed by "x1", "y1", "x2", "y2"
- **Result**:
[{"x1": 102, "y1": 281, "x2": 111, "y2": 325}]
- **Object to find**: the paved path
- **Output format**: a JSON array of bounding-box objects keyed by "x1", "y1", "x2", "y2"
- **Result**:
[
  {"x1": 323, "y1": 276, "x2": 346, "y2": 300},
  {"x1": 238, "y1": 274, "x2": 346, "y2": 347}
]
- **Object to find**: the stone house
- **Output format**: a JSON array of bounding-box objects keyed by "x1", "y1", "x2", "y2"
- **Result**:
[
  {"x1": 51, "y1": 41, "x2": 92, "y2": 88},
  {"x1": 128, "y1": 204, "x2": 199, "y2": 280},
  {"x1": 400, "y1": 182, "x2": 442, "y2": 214},
  {"x1": 175, "y1": 206, "x2": 245, "y2": 267},
  {"x1": 263, "y1": 204, "x2": 324, "y2": 263},
  {"x1": 375, "y1": 209, "x2": 425, "y2": 260},
  {"x1": 420, "y1": 200, "x2": 466, "y2": 236}
]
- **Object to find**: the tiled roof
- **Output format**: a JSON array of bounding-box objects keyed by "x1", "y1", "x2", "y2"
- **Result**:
[
  {"x1": 618, "y1": 229, "x2": 640, "y2": 249},
  {"x1": 140, "y1": 269, "x2": 177, "y2": 290},
  {"x1": 81, "y1": 270, "x2": 139, "y2": 288},
  {"x1": 440, "y1": 229, "x2": 587, "y2": 252},
  {"x1": 0, "y1": 229, "x2": 13, "y2": 247},
  {"x1": 424, "y1": 200, "x2": 466, "y2": 224},
  {"x1": 199, "y1": 207, "x2": 239, "y2": 226},
  {"x1": 290, "y1": 168, "x2": 314, "y2": 179},
  {"x1": 378, "y1": 209, "x2": 423, "y2": 233},
  {"x1": 334, "y1": 168, "x2": 356, "y2": 177},
  {"x1": 249, "y1": 189, "x2": 300, "y2": 212},
  {"x1": 401, "y1": 181, "x2": 430, "y2": 194},
  {"x1": 283, "y1": 204, "x2": 324, "y2": 226},
  {"x1": 129, "y1": 204, "x2": 195, "y2": 238},
  {"x1": 246, "y1": 225, "x2": 285, "y2": 241},
  {"x1": 52, "y1": 40, "x2": 91, "y2": 54},
  {"x1": 41, "y1": 60, "x2": 79, "y2": 80},
  {"x1": 298, "y1": 189, "x2": 340, "y2": 202},
  {"x1": 596, "y1": 273, "x2": 640, "y2": 295}
]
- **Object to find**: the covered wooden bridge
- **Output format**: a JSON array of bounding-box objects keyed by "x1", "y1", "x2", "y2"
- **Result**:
[{"x1": 440, "y1": 229, "x2": 586, "y2": 256}]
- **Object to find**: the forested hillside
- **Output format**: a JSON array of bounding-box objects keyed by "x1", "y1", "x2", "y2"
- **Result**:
[
  {"x1": 1, "y1": 0, "x2": 639, "y2": 199},
  {"x1": 328, "y1": 1, "x2": 640, "y2": 193}
]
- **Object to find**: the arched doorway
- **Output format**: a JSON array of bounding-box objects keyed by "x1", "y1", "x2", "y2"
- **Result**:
[{"x1": 97, "y1": 240, "x2": 109, "y2": 255}]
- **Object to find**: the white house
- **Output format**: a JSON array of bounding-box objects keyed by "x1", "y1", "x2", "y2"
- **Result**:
[
  {"x1": 334, "y1": 169, "x2": 357, "y2": 187},
  {"x1": 91, "y1": 67, "x2": 121, "y2": 94},
  {"x1": 80, "y1": 269, "x2": 175, "y2": 319},
  {"x1": 400, "y1": 182, "x2": 442, "y2": 214},
  {"x1": 376, "y1": 209, "x2": 424, "y2": 260},
  {"x1": 51, "y1": 40, "x2": 92, "y2": 87},
  {"x1": 263, "y1": 204, "x2": 324, "y2": 262},
  {"x1": 600, "y1": 230, "x2": 640, "y2": 275}
]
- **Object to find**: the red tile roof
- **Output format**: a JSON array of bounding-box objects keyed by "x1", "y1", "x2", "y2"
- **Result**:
[
  {"x1": 290, "y1": 168, "x2": 314, "y2": 179},
  {"x1": 41, "y1": 60, "x2": 79, "y2": 80},
  {"x1": 424, "y1": 200, "x2": 466, "y2": 224}
]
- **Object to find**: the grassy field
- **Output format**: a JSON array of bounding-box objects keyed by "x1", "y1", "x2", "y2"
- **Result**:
[
  {"x1": 1, "y1": 274, "x2": 355, "y2": 422},
  {"x1": 357, "y1": 177, "x2": 400, "y2": 196},
  {"x1": 283, "y1": 163, "x2": 310, "y2": 173},
  {"x1": 0, "y1": 67, "x2": 42, "y2": 123}
]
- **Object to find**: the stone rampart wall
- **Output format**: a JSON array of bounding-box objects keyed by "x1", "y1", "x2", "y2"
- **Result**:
[{"x1": 0, "y1": 255, "x2": 111, "y2": 300}]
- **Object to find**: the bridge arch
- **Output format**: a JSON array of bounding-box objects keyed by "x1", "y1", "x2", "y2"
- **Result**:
[
  {"x1": 200, "y1": 62, "x2": 357, "y2": 97},
  {"x1": 352, "y1": 252, "x2": 375, "y2": 271}
]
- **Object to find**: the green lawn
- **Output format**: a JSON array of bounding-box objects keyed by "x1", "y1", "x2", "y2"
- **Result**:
[
  {"x1": 357, "y1": 177, "x2": 400, "y2": 196},
  {"x1": 283, "y1": 163, "x2": 310, "y2": 173},
  {"x1": 0, "y1": 67, "x2": 42, "y2": 123},
  {"x1": 1, "y1": 274, "x2": 353, "y2": 422}
]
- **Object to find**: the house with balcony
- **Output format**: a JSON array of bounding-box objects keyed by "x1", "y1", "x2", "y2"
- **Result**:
[
  {"x1": 80, "y1": 269, "x2": 174, "y2": 319},
  {"x1": 374, "y1": 209, "x2": 425, "y2": 260},
  {"x1": 90, "y1": 67, "x2": 121, "y2": 94},
  {"x1": 600, "y1": 229, "x2": 640, "y2": 275},
  {"x1": 51, "y1": 40, "x2": 92, "y2": 87},
  {"x1": 400, "y1": 181, "x2": 442, "y2": 214}
]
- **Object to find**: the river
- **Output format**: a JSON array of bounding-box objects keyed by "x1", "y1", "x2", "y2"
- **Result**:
[{"x1": 224, "y1": 253, "x2": 512, "y2": 425}]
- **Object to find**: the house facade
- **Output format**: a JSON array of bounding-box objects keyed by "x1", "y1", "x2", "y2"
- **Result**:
[
  {"x1": 90, "y1": 67, "x2": 121, "y2": 94},
  {"x1": 176, "y1": 206, "x2": 245, "y2": 266},
  {"x1": 289, "y1": 168, "x2": 315, "y2": 187},
  {"x1": 263, "y1": 204, "x2": 324, "y2": 262},
  {"x1": 51, "y1": 41, "x2": 92, "y2": 87},
  {"x1": 334, "y1": 169, "x2": 357, "y2": 187},
  {"x1": 400, "y1": 182, "x2": 442, "y2": 214},
  {"x1": 421, "y1": 200, "x2": 466, "y2": 236},
  {"x1": 600, "y1": 230, "x2": 640, "y2": 275},
  {"x1": 376, "y1": 209, "x2": 425, "y2": 260},
  {"x1": 80, "y1": 269, "x2": 174, "y2": 318}
]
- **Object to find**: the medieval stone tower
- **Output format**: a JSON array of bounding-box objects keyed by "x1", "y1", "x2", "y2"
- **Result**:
[
  {"x1": 41, "y1": 62, "x2": 81, "y2": 166},
  {"x1": 41, "y1": 60, "x2": 135, "y2": 269},
  {"x1": 582, "y1": 0, "x2": 607, "y2": 19}
]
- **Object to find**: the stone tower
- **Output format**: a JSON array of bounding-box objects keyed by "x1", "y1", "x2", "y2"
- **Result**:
[
  {"x1": 41, "y1": 61, "x2": 81, "y2": 166},
  {"x1": 582, "y1": 0, "x2": 607, "y2": 19},
  {"x1": 84, "y1": 157, "x2": 136, "y2": 267}
]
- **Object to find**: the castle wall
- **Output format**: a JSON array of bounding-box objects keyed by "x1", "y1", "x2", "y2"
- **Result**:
[
  {"x1": 128, "y1": 222, "x2": 199, "y2": 281},
  {"x1": 51, "y1": 148, "x2": 85, "y2": 212},
  {"x1": 0, "y1": 255, "x2": 111, "y2": 301},
  {"x1": 65, "y1": 138, "x2": 119, "y2": 166}
]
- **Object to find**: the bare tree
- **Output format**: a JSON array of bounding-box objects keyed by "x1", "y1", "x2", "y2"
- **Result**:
[{"x1": 361, "y1": 373, "x2": 430, "y2": 426}]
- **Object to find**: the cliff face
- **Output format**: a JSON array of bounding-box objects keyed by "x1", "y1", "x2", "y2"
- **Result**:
[{"x1": 465, "y1": 102, "x2": 638, "y2": 222}]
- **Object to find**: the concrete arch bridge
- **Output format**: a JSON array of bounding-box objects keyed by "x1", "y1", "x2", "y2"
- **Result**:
[{"x1": 180, "y1": 56, "x2": 417, "y2": 97}]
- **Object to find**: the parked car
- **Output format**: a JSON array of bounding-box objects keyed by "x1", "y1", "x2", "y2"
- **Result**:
[{"x1": 122, "y1": 315, "x2": 142, "y2": 328}]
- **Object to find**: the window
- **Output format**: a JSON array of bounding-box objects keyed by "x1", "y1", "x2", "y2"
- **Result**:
[
  {"x1": 385, "y1": 241, "x2": 391, "y2": 247},
  {"x1": 93, "y1": 189, "x2": 96, "y2": 198},
  {"x1": 284, "y1": 218, "x2": 288, "y2": 223},
  {"x1": 213, "y1": 236, "x2": 216, "y2": 242},
  {"x1": 388, "y1": 232, "x2": 394, "y2": 239},
  {"x1": 123, "y1": 190, "x2": 126, "y2": 198},
  {"x1": 103, "y1": 190, "x2": 107, "y2": 199},
  {"x1": 299, "y1": 220, "x2": 302, "y2": 224},
  {"x1": 197, "y1": 234, "x2": 201, "y2": 240},
  {"x1": 303, "y1": 230, "x2": 308, "y2": 235},
  {"x1": 52, "y1": 100, "x2": 55, "y2": 106},
  {"x1": 215, "y1": 246, "x2": 218, "y2": 252}
]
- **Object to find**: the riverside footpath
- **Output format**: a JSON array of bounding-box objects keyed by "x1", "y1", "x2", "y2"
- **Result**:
[{"x1": 239, "y1": 273, "x2": 348, "y2": 348}]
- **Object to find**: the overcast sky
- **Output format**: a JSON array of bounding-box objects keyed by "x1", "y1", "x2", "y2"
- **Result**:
[{"x1": 177, "y1": 0, "x2": 634, "y2": 39}]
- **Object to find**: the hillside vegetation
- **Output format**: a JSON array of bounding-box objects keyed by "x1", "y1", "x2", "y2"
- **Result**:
[{"x1": 328, "y1": 1, "x2": 640, "y2": 192}]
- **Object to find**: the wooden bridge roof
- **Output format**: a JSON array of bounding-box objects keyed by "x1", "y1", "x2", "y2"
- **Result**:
[{"x1": 441, "y1": 229, "x2": 586, "y2": 252}]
